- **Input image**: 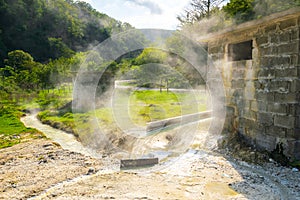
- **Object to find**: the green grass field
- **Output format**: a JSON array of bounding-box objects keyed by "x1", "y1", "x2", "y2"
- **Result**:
[
  {"x1": 38, "y1": 89, "x2": 209, "y2": 131},
  {"x1": 0, "y1": 103, "x2": 42, "y2": 148},
  {"x1": 128, "y1": 90, "x2": 208, "y2": 125},
  {"x1": 36, "y1": 89, "x2": 209, "y2": 143}
]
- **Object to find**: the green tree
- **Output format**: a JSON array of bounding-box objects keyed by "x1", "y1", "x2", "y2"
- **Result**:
[
  {"x1": 223, "y1": 0, "x2": 254, "y2": 22},
  {"x1": 0, "y1": 0, "x2": 131, "y2": 63},
  {"x1": 253, "y1": 0, "x2": 299, "y2": 18},
  {"x1": 5, "y1": 50, "x2": 34, "y2": 71},
  {"x1": 177, "y1": 0, "x2": 225, "y2": 25},
  {"x1": 48, "y1": 37, "x2": 75, "y2": 59},
  {"x1": 1, "y1": 50, "x2": 50, "y2": 90},
  {"x1": 134, "y1": 48, "x2": 167, "y2": 65}
]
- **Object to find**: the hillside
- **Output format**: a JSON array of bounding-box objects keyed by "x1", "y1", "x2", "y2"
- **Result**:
[{"x1": 0, "y1": 0, "x2": 133, "y2": 64}]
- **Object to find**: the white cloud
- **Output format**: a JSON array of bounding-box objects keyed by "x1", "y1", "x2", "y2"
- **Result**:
[{"x1": 78, "y1": 0, "x2": 190, "y2": 30}]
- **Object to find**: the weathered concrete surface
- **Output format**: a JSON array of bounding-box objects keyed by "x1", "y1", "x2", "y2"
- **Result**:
[
  {"x1": 146, "y1": 111, "x2": 212, "y2": 132},
  {"x1": 120, "y1": 158, "x2": 159, "y2": 169},
  {"x1": 200, "y1": 8, "x2": 300, "y2": 160}
]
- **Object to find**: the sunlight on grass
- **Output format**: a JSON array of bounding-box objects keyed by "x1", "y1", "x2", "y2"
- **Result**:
[
  {"x1": 0, "y1": 104, "x2": 41, "y2": 148},
  {"x1": 128, "y1": 90, "x2": 208, "y2": 126}
]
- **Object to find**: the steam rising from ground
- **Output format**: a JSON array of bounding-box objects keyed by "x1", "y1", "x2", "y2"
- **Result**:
[{"x1": 72, "y1": 29, "x2": 226, "y2": 161}]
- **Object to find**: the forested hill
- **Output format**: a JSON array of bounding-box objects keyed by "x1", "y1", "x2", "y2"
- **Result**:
[{"x1": 0, "y1": 0, "x2": 133, "y2": 64}]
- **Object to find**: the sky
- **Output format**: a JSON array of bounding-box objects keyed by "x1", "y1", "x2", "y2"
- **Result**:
[{"x1": 80, "y1": 0, "x2": 192, "y2": 30}]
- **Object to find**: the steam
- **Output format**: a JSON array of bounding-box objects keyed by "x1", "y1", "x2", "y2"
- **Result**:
[
  {"x1": 126, "y1": 0, "x2": 163, "y2": 15},
  {"x1": 72, "y1": 29, "x2": 226, "y2": 161}
]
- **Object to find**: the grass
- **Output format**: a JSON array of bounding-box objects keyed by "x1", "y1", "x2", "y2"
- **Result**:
[
  {"x1": 128, "y1": 90, "x2": 208, "y2": 126},
  {"x1": 36, "y1": 89, "x2": 209, "y2": 144},
  {"x1": 38, "y1": 89, "x2": 209, "y2": 130},
  {"x1": 0, "y1": 103, "x2": 43, "y2": 148},
  {"x1": 0, "y1": 86, "x2": 72, "y2": 149}
]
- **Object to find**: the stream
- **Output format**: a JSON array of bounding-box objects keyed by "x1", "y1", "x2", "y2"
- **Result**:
[{"x1": 21, "y1": 112, "x2": 101, "y2": 158}]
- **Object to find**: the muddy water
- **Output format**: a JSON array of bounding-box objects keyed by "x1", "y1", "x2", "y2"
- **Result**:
[{"x1": 21, "y1": 112, "x2": 101, "y2": 158}]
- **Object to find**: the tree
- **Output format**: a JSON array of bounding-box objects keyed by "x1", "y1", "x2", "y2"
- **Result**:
[
  {"x1": 177, "y1": 0, "x2": 225, "y2": 25},
  {"x1": 252, "y1": 0, "x2": 299, "y2": 19},
  {"x1": 223, "y1": 0, "x2": 254, "y2": 23},
  {"x1": 223, "y1": 0, "x2": 300, "y2": 23},
  {"x1": 5, "y1": 50, "x2": 34, "y2": 71}
]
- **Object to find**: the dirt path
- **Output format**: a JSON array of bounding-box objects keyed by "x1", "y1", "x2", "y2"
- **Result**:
[{"x1": 1, "y1": 113, "x2": 299, "y2": 199}]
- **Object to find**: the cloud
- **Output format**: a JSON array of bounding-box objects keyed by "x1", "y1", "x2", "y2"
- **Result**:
[{"x1": 126, "y1": 0, "x2": 163, "y2": 14}]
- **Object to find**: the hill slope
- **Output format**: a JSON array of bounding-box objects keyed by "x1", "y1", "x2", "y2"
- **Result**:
[{"x1": 0, "y1": 0, "x2": 132, "y2": 64}]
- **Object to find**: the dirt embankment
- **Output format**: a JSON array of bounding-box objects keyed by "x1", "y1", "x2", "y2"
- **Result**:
[{"x1": 0, "y1": 139, "x2": 102, "y2": 200}]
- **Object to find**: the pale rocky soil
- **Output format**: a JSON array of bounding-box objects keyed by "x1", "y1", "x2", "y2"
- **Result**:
[
  {"x1": 0, "y1": 139, "x2": 102, "y2": 200},
  {"x1": 1, "y1": 138, "x2": 299, "y2": 200},
  {"x1": 0, "y1": 114, "x2": 299, "y2": 200}
]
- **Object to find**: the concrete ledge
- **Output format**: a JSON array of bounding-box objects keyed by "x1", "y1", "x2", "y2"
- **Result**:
[
  {"x1": 120, "y1": 158, "x2": 159, "y2": 169},
  {"x1": 146, "y1": 111, "x2": 212, "y2": 132}
]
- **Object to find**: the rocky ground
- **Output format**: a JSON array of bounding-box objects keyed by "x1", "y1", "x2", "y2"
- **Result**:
[
  {"x1": 0, "y1": 138, "x2": 299, "y2": 200},
  {"x1": 0, "y1": 139, "x2": 102, "y2": 200},
  {"x1": 0, "y1": 113, "x2": 299, "y2": 199}
]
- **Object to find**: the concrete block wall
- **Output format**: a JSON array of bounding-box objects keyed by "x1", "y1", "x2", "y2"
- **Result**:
[
  {"x1": 202, "y1": 8, "x2": 300, "y2": 160},
  {"x1": 255, "y1": 16, "x2": 300, "y2": 159}
]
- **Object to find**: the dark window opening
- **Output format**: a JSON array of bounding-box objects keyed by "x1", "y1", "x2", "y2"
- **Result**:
[{"x1": 228, "y1": 40, "x2": 253, "y2": 61}]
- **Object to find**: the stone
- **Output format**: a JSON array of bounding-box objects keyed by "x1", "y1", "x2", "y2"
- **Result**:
[
  {"x1": 87, "y1": 168, "x2": 95, "y2": 175},
  {"x1": 292, "y1": 168, "x2": 299, "y2": 172},
  {"x1": 267, "y1": 103, "x2": 287, "y2": 114},
  {"x1": 257, "y1": 112, "x2": 273, "y2": 125},
  {"x1": 274, "y1": 115, "x2": 295, "y2": 129}
]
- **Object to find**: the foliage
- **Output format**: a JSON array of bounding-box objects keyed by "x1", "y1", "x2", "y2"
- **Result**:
[
  {"x1": 0, "y1": 0, "x2": 133, "y2": 64},
  {"x1": 252, "y1": 0, "x2": 299, "y2": 19},
  {"x1": 179, "y1": 0, "x2": 300, "y2": 27},
  {"x1": 177, "y1": 0, "x2": 225, "y2": 25},
  {"x1": 223, "y1": 0, "x2": 300, "y2": 23},
  {"x1": 0, "y1": 50, "x2": 47, "y2": 92},
  {"x1": 223, "y1": 0, "x2": 255, "y2": 23},
  {"x1": 115, "y1": 48, "x2": 205, "y2": 90},
  {"x1": 0, "y1": 103, "x2": 42, "y2": 148}
]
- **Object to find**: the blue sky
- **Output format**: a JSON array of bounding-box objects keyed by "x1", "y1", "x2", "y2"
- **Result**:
[
  {"x1": 80, "y1": 0, "x2": 191, "y2": 29},
  {"x1": 81, "y1": 1, "x2": 230, "y2": 30}
]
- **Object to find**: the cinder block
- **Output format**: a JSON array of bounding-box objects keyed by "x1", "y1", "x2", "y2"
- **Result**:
[
  {"x1": 257, "y1": 36, "x2": 268, "y2": 46},
  {"x1": 275, "y1": 67, "x2": 299, "y2": 78},
  {"x1": 257, "y1": 112, "x2": 274, "y2": 125},
  {"x1": 258, "y1": 68, "x2": 275, "y2": 79},
  {"x1": 265, "y1": 125, "x2": 286, "y2": 138},
  {"x1": 278, "y1": 42, "x2": 298, "y2": 54},
  {"x1": 270, "y1": 33, "x2": 279, "y2": 43},
  {"x1": 274, "y1": 115, "x2": 295, "y2": 129},
  {"x1": 269, "y1": 80, "x2": 289, "y2": 93},
  {"x1": 290, "y1": 28, "x2": 299, "y2": 41},
  {"x1": 274, "y1": 93, "x2": 298, "y2": 103},
  {"x1": 256, "y1": 92, "x2": 274, "y2": 102},
  {"x1": 257, "y1": 100, "x2": 267, "y2": 112},
  {"x1": 267, "y1": 103, "x2": 287, "y2": 114},
  {"x1": 279, "y1": 31, "x2": 291, "y2": 43},
  {"x1": 289, "y1": 79, "x2": 300, "y2": 93},
  {"x1": 255, "y1": 133, "x2": 276, "y2": 151}
]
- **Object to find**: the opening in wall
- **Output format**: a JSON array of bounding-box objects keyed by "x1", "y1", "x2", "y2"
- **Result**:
[{"x1": 228, "y1": 40, "x2": 253, "y2": 61}]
